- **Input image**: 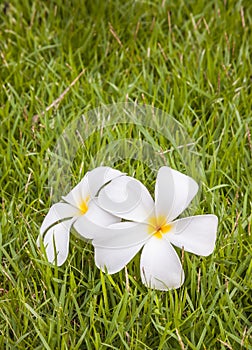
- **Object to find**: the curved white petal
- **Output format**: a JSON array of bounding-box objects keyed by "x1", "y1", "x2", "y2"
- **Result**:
[
  {"x1": 73, "y1": 199, "x2": 120, "y2": 239},
  {"x1": 42, "y1": 219, "x2": 73, "y2": 266},
  {"x1": 86, "y1": 199, "x2": 121, "y2": 225},
  {"x1": 87, "y1": 166, "x2": 124, "y2": 198},
  {"x1": 62, "y1": 167, "x2": 123, "y2": 208},
  {"x1": 167, "y1": 215, "x2": 218, "y2": 256},
  {"x1": 95, "y1": 242, "x2": 144, "y2": 274},
  {"x1": 155, "y1": 166, "x2": 199, "y2": 222},
  {"x1": 62, "y1": 174, "x2": 89, "y2": 207},
  {"x1": 39, "y1": 202, "x2": 79, "y2": 237},
  {"x1": 98, "y1": 175, "x2": 155, "y2": 223},
  {"x1": 140, "y1": 237, "x2": 185, "y2": 290},
  {"x1": 91, "y1": 221, "x2": 150, "y2": 249}
]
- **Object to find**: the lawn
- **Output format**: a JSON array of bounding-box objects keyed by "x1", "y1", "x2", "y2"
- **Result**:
[{"x1": 0, "y1": 0, "x2": 251, "y2": 349}]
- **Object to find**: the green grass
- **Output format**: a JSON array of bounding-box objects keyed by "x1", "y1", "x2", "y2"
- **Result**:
[{"x1": 1, "y1": 0, "x2": 252, "y2": 349}]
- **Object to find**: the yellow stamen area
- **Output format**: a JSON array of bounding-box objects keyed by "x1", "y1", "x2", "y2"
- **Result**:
[
  {"x1": 79, "y1": 196, "x2": 90, "y2": 214},
  {"x1": 148, "y1": 215, "x2": 172, "y2": 239}
]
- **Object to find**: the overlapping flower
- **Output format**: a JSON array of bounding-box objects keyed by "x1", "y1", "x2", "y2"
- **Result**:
[
  {"x1": 38, "y1": 166, "x2": 218, "y2": 290},
  {"x1": 37, "y1": 167, "x2": 123, "y2": 265}
]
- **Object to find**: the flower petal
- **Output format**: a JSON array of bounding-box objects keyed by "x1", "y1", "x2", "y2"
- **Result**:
[
  {"x1": 73, "y1": 199, "x2": 120, "y2": 239},
  {"x1": 90, "y1": 221, "x2": 150, "y2": 249},
  {"x1": 140, "y1": 237, "x2": 185, "y2": 290},
  {"x1": 42, "y1": 219, "x2": 73, "y2": 266},
  {"x1": 62, "y1": 174, "x2": 89, "y2": 208},
  {"x1": 62, "y1": 167, "x2": 123, "y2": 208},
  {"x1": 98, "y1": 175, "x2": 155, "y2": 223},
  {"x1": 167, "y1": 215, "x2": 218, "y2": 256},
  {"x1": 94, "y1": 242, "x2": 144, "y2": 274},
  {"x1": 39, "y1": 202, "x2": 79, "y2": 237},
  {"x1": 155, "y1": 166, "x2": 199, "y2": 222},
  {"x1": 87, "y1": 166, "x2": 124, "y2": 198}
]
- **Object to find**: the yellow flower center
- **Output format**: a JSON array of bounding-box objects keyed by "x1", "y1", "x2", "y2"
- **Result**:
[
  {"x1": 148, "y1": 215, "x2": 172, "y2": 239},
  {"x1": 79, "y1": 196, "x2": 90, "y2": 214}
]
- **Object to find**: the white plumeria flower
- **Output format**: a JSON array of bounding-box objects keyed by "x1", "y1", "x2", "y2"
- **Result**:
[
  {"x1": 37, "y1": 166, "x2": 123, "y2": 266},
  {"x1": 88, "y1": 166, "x2": 218, "y2": 291}
]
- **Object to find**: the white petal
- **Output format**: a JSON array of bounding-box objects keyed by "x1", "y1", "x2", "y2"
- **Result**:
[
  {"x1": 167, "y1": 215, "x2": 218, "y2": 256},
  {"x1": 140, "y1": 237, "x2": 185, "y2": 290},
  {"x1": 98, "y1": 175, "x2": 155, "y2": 223},
  {"x1": 62, "y1": 167, "x2": 122, "y2": 208},
  {"x1": 86, "y1": 199, "x2": 121, "y2": 225},
  {"x1": 73, "y1": 199, "x2": 120, "y2": 239},
  {"x1": 39, "y1": 202, "x2": 79, "y2": 237},
  {"x1": 62, "y1": 174, "x2": 89, "y2": 207},
  {"x1": 87, "y1": 166, "x2": 124, "y2": 198},
  {"x1": 42, "y1": 219, "x2": 73, "y2": 266},
  {"x1": 95, "y1": 242, "x2": 144, "y2": 274},
  {"x1": 90, "y1": 221, "x2": 150, "y2": 249},
  {"x1": 155, "y1": 166, "x2": 199, "y2": 222}
]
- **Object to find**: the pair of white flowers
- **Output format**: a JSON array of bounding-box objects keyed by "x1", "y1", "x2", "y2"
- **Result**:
[{"x1": 38, "y1": 166, "x2": 218, "y2": 291}]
